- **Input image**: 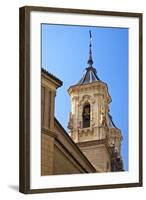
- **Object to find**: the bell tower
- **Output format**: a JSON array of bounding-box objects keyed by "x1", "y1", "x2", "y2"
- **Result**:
[{"x1": 68, "y1": 31, "x2": 124, "y2": 172}]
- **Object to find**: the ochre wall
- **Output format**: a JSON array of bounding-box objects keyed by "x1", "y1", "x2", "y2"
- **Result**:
[
  {"x1": 78, "y1": 142, "x2": 111, "y2": 172},
  {"x1": 53, "y1": 144, "x2": 84, "y2": 175},
  {"x1": 41, "y1": 133, "x2": 54, "y2": 175},
  {"x1": 41, "y1": 70, "x2": 96, "y2": 175}
]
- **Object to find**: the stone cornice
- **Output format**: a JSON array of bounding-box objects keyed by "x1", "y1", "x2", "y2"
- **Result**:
[
  {"x1": 41, "y1": 127, "x2": 58, "y2": 138},
  {"x1": 77, "y1": 139, "x2": 112, "y2": 157},
  {"x1": 68, "y1": 81, "x2": 111, "y2": 103},
  {"x1": 42, "y1": 69, "x2": 63, "y2": 89}
]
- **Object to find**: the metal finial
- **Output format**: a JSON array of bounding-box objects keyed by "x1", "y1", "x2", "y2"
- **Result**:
[{"x1": 87, "y1": 30, "x2": 93, "y2": 66}]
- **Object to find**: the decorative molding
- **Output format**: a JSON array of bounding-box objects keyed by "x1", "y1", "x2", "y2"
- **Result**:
[{"x1": 42, "y1": 127, "x2": 58, "y2": 138}]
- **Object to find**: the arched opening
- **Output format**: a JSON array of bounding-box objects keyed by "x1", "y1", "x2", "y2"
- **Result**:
[{"x1": 82, "y1": 103, "x2": 90, "y2": 128}]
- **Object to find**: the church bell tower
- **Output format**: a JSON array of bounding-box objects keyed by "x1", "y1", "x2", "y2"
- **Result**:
[{"x1": 68, "y1": 31, "x2": 124, "y2": 172}]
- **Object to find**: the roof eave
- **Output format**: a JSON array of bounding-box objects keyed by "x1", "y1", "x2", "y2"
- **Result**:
[{"x1": 41, "y1": 68, "x2": 63, "y2": 88}]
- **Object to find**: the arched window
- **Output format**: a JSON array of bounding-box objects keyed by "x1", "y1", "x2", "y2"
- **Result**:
[{"x1": 82, "y1": 103, "x2": 90, "y2": 128}]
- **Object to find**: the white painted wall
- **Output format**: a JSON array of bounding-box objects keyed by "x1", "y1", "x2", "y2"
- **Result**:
[{"x1": 0, "y1": 0, "x2": 145, "y2": 199}]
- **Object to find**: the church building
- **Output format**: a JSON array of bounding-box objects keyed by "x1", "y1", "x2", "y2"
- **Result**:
[{"x1": 41, "y1": 31, "x2": 124, "y2": 175}]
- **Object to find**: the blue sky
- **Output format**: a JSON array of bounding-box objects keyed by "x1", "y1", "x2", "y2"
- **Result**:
[{"x1": 41, "y1": 24, "x2": 128, "y2": 171}]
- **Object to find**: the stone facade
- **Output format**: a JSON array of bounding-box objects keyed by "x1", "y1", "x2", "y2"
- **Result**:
[
  {"x1": 68, "y1": 81, "x2": 111, "y2": 142},
  {"x1": 41, "y1": 130, "x2": 54, "y2": 175},
  {"x1": 68, "y1": 80, "x2": 123, "y2": 172},
  {"x1": 41, "y1": 68, "x2": 96, "y2": 176},
  {"x1": 41, "y1": 68, "x2": 61, "y2": 176},
  {"x1": 77, "y1": 139, "x2": 111, "y2": 172},
  {"x1": 68, "y1": 81, "x2": 116, "y2": 172}
]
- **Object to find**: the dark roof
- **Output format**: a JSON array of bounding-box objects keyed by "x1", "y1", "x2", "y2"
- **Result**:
[
  {"x1": 78, "y1": 66, "x2": 100, "y2": 85},
  {"x1": 41, "y1": 68, "x2": 63, "y2": 86},
  {"x1": 107, "y1": 113, "x2": 117, "y2": 129}
]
